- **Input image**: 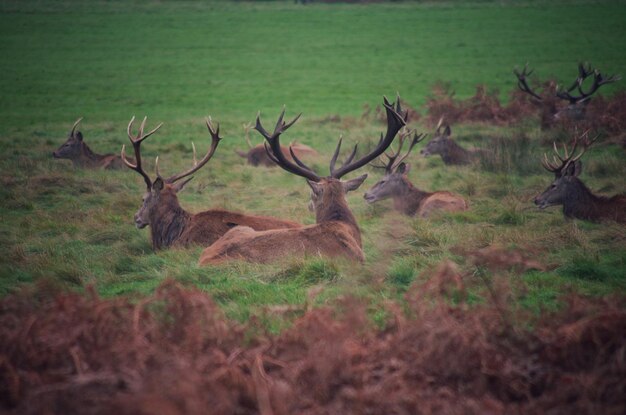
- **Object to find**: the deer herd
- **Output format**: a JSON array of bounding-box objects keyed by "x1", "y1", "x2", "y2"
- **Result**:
[{"x1": 51, "y1": 66, "x2": 625, "y2": 266}]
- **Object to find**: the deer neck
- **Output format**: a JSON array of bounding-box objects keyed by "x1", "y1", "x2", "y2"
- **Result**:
[
  {"x1": 149, "y1": 191, "x2": 192, "y2": 250},
  {"x1": 441, "y1": 140, "x2": 469, "y2": 164},
  {"x1": 392, "y1": 179, "x2": 431, "y2": 216},
  {"x1": 562, "y1": 178, "x2": 603, "y2": 221},
  {"x1": 75, "y1": 142, "x2": 107, "y2": 167},
  {"x1": 315, "y1": 188, "x2": 361, "y2": 246}
]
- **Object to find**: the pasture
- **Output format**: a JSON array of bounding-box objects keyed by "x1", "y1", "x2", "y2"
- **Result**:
[{"x1": 0, "y1": 0, "x2": 625, "y2": 412}]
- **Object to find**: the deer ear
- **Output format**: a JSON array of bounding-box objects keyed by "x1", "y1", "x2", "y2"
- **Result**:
[
  {"x1": 75, "y1": 131, "x2": 83, "y2": 141},
  {"x1": 443, "y1": 125, "x2": 451, "y2": 137},
  {"x1": 564, "y1": 160, "x2": 582, "y2": 177},
  {"x1": 173, "y1": 176, "x2": 193, "y2": 193},
  {"x1": 307, "y1": 180, "x2": 323, "y2": 196},
  {"x1": 396, "y1": 162, "x2": 410, "y2": 175},
  {"x1": 343, "y1": 174, "x2": 368, "y2": 193},
  {"x1": 153, "y1": 177, "x2": 165, "y2": 193}
]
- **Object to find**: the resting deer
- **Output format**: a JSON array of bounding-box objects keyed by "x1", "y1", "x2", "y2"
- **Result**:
[
  {"x1": 53, "y1": 118, "x2": 129, "y2": 169},
  {"x1": 534, "y1": 132, "x2": 626, "y2": 223},
  {"x1": 122, "y1": 116, "x2": 300, "y2": 250},
  {"x1": 420, "y1": 122, "x2": 486, "y2": 165},
  {"x1": 199, "y1": 97, "x2": 407, "y2": 265},
  {"x1": 364, "y1": 129, "x2": 468, "y2": 217},
  {"x1": 235, "y1": 122, "x2": 318, "y2": 167},
  {"x1": 514, "y1": 63, "x2": 621, "y2": 129}
]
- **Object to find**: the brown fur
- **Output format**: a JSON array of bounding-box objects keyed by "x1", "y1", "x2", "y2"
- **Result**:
[
  {"x1": 53, "y1": 132, "x2": 129, "y2": 170},
  {"x1": 199, "y1": 178, "x2": 365, "y2": 265},
  {"x1": 420, "y1": 126, "x2": 487, "y2": 165},
  {"x1": 236, "y1": 143, "x2": 318, "y2": 167},
  {"x1": 365, "y1": 167, "x2": 468, "y2": 217},
  {"x1": 145, "y1": 184, "x2": 301, "y2": 250}
]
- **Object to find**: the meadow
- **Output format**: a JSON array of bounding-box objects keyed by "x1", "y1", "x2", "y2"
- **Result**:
[{"x1": 1, "y1": 0, "x2": 625, "y2": 328}]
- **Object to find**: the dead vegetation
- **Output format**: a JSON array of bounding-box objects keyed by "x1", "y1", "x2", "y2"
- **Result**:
[{"x1": 1, "y1": 266, "x2": 625, "y2": 415}]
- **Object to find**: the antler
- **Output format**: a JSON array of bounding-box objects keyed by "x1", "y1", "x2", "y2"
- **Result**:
[
  {"x1": 541, "y1": 129, "x2": 598, "y2": 174},
  {"x1": 122, "y1": 116, "x2": 163, "y2": 190},
  {"x1": 70, "y1": 117, "x2": 83, "y2": 136},
  {"x1": 330, "y1": 96, "x2": 407, "y2": 179},
  {"x1": 255, "y1": 109, "x2": 321, "y2": 181},
  {"x1": 514, "y1": 64, "x2": 543, "y2": 101},
  {"x1": 374, "y1": 128, "x2": 426, "y2": 173},
  {"x1": 243, "y1": 122, "x2": 254, "y2": 149},
  {"x1": 556, "y1": 62, "x2": 621, "y2": 104}
]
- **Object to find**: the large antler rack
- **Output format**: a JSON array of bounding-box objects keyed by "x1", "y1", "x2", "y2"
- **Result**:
[
  {"x1": 513, "y1": 63, "x2": 544, "y2": 101},
  {"x1": 256, "y1": 96, "x2": 407, "y2": 181},
  {"x1": 371, "y1": 127, "x2": 426, "y2": 173},
  {"x1": 156, "y1": 117, "x2": 223, "y2": 185},
  {"x1": 556, "y1": 62, "x2": 621, "y2": 104},
  {"x1": 541, "y1": 129, "x2": 598, "y2": 175},
  {"x1": 122, "y1": 116, "x2": 163, "y2": 190}
]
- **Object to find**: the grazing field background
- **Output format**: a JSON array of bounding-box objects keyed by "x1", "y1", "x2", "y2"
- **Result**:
[{"x1": 1, "y1": 0, "x2": 625, "y2": 331}]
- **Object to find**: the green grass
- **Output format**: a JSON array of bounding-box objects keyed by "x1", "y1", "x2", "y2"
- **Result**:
[{"x1": 1, "y1": 0, "x2": 625, "y2": 328}]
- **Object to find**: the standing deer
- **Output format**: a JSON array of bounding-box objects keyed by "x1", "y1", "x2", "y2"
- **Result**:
[
  {"x1": 534, "y1": 132, "x2": 626, "y2": 223},
  {"x1": 53, "y1": 118, "x2": 129, "y2": 169},
  {"x1": 420, "y1": 122, "x2": 486, "y2": 165},
  {"x1": 364, "y1": 129, "x2": 468, "y2": 217},
  {"x1": 514, "y1": 63, "x2": 621, "y2": 129},
  {"x1": 199, "y1": 97, "x2": 407, "y2": 265},
  {"x1": 122, "y1": 116, "x2": 301, "y2": 250},
  {"x1": 235, "y1": 122, "x2": 318, "y2": 167}
]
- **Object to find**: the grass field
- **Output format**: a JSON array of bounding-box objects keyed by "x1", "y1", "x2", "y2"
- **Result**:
[{"x1": 1, "y1": 0, "x2": 625, "y2": 330}]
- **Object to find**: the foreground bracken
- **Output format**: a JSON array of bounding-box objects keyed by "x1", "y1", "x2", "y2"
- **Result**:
[{"x1": 1, "y1": 262, "x2": 624, "y2": 415}]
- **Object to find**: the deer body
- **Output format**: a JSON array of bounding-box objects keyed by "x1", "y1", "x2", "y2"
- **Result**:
[
  {"x1": 420, "y1": 125, "x2": 485, "y2": 165},
  {"x1": 236, "y1": 143, "x2": 317, "y2": 167},
  {"x1": 200, "y1": 178, "x2": 364, "y2": 264},
  {"x1": 535, "y1": 174, "x2": 626, "y2": 224},
  {"x1": 200, "y1": 97, "x2": 407, "y2": 265},
  {"x1": 123, "y1": 116, "x2": 301, "y2": 251},
  {"x1": 53, "y1": 118, "x2": 128, "y2": 169},
  {"x1": 534, "y1": 133, "x2": 626, "y2": 224}
]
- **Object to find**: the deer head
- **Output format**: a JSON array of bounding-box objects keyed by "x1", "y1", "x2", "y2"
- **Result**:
[
  {"x1": 255, "y1": 96, "x2": 407, "y2": 223},
  {"x1": 364, "y1": 128, "x2": 425, "y2": 203},
  {"x1": 514, "y1": 63, "x2": 621, "y2": 124},
  {"x1": 534, "y1": 131, "x2": 596, "y2": 209},
  {"x1": 53, "y1": 117, "x2": 85, "y2": 160},
  {"x1": 122, "y1": 116, "x2": 222, "y2": 229},
  {"x1": 420, "y1": 119, "x2": 451, "y2": 157}
]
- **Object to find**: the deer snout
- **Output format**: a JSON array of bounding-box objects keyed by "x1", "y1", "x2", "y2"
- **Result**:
[
  {"x1": 420, "y1": 149, "x2": 429, "y2": 156},
  {"x1": 52, "y1": 151, "x2": 59, "y2": 158},
  {"x1": 363, "y1": 191, "x2": 376, "y2": 204},
  {"x1": 134, "y1": 213, "x2": 148, "y2": 229}
]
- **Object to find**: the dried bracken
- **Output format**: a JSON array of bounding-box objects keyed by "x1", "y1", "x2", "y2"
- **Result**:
[{"x1": 1, "y1": 267, "x2": 625, "y2": 414}]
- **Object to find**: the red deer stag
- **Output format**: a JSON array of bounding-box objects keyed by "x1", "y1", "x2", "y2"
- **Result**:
[
  {"x1": 514, "y1": 63, "x2": 621, "y2": 129},
  {"x1": 235, "y1": 122, "x2": 318, "y2": 167},
  {"x1": 364, "y1": 129, "x2": 468, "y2": 217},
  {"x1": 534, "y1": 132, "x2": 626, "y2": 223},
  {"x1": 420, "y1": 121, "x2": 486, "y2": 165},
  {"x1": 53, "y1": 118, "x2": 129, "y2": 169},
  {"x1": 122, "y1": 116, "x2": 300, "y2": 250},
  {"x1": 199, "y1": 97, "x2": 407, "y2": 265}
]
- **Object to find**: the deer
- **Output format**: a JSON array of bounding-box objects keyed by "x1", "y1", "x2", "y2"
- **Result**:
[
  {"x1": 121, "y1": 116, "x2": 301, "y2": 250},
  {"x1": 53, "y1": 118, "x2": 129, "y2": 169},
  {"x1": 419, "y1": 121, "x2": 487, "y2": 165},
  {"x1": 514, "y1": 63, "x2": 621, "y2": 129},
  {"x1": 235, "y1": 121, "x2": 318, "y2": 167},
  {"x1": 199, "y1": 96, "x2": 407, "y2": 266},
  {"x1": 534, "y1": 132, "x2": 626, "y2": 223},
  {"x1": 364, "y1": 129, "x2": 468, "y2": 217}
]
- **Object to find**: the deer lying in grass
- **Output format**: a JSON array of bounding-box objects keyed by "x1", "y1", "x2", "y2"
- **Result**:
[
  {"x1": 122, "y1": 116, "x2": 300, "y2": 250},
  {"x1": 420, "y1": 122, "x2": 487, "y2": 165},
  {"x1": 514, "y1": 63, "x2": 621, "y2": 129},
  {"x1": 364, "y1": 129, "x2": 468, "y2": 217},
  {"x1": 53, "y1": 118, "x2": 129, "y2": 169},
  {"x1": 199, "y1": 97, "x2": 407, "y2": 265},
  {"x1": 534, "y1": 132, "x2": 626, "y2": 223},
  {"x1": 235, "y1": 122, "x2": 318, "y2": 166}
]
